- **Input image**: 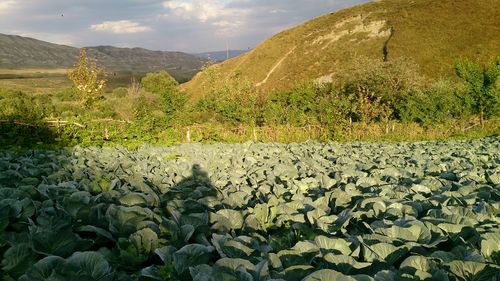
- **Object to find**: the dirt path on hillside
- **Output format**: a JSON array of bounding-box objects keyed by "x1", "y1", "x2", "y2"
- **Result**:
[{"x1": 256, "y1": 46, "x2": 296, "y2": 87}]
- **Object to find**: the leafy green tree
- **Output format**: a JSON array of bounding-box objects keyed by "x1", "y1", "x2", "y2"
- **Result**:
[
  {"x1": 397, "y1": 80, "x2": 464, "y2": 126},
  {"x1": 264, "y1": 83, "x2": 318, "y2": 126},
  {"x1": 338, "y1": 56, "x2": 424, "y2": 124},
  {"x1": 455, "y1": 59, "x2": 500, "y2": 127},
  {"x1": 314, "y1": 84, "x2": 354, "y2": 137},
  {"x1": 68, "y1": 48, "x2": 106, "y2": 108},
  {"x1": 141, "y1": 71, "x2": 186, "y2": 122},
  {"x1": 197, "y1": 65, "x2": 261, "y2": 125},
  {"x1": 141, "y1": 71, "x2": 179, "y2": 95}
]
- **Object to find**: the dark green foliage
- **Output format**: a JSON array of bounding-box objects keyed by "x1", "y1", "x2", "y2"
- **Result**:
[
  {"x1": 263, "y1": 83, "x2": 319, "y2": 126},
  {"x1": 141, "y1": 71, "x2": 187, "y2": 123},
  {"x1": 195, "y1": 68, "x2": 262, "y2": 125},
  {"x1": 1, "y1": 139, "x2": 499, "y2": 280},
  {"x1": 258, "y1": 57, "x2": 428, "y2": 132},
  {"x1": 314, "y1": 85, "x2": 354, "y2": 135},
  {"x1": 256, "y1": 57, "x2": 499, "y2": 134},
  {"x1": 263, "y1": 83, "x2": 354, "y2": 136},
  {"x1": 396, "y1": 81, "x2": 465, "y2": 126},
  {"x1": 455, "y1": 59, "x2": 500, "y2": 125},
  {"x1": 0, "y1": 90, "x2": 58, "y2": 148},
  {"x1": 0, "y1": 57, "x2": 498, "y2": 149},
  {"x1": 337, "y1": 57, "x2": 423, "y2": 124}
]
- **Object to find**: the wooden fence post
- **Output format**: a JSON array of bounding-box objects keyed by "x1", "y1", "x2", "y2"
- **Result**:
[
  {"x1": 104, "y1": 127, "x2": 109, "y2": 141},
  {"x1": 186, "y1": 127, "x2": 191, "y2": 143}
]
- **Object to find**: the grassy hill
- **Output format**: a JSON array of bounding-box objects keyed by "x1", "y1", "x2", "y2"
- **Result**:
[
  {"x1": 0, "y1": 33, "x2": 206, "y2": 82},
  {"x1": 183, "y1": 0, "x2": 500, "y2": 95}
]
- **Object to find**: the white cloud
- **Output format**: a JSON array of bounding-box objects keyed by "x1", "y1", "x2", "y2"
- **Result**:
[
  {"x1": 213, "y1": 19, "x2": 244, "y2": 37},
  {"x1": 213, "y1": 20, "x2": 237, "y2": 28},
  {"x1": 90, "y1": 20, "x2": 152, "y2": 34},
  {"x1": 163, "y1": 1, "x2": 228, "y2": 22},
  {"x1": 162, "y1": 0, "x2": 249, "y2": 37},
  {"x1": 0, "y1": 0, "x2": 17, "y2": 13}
]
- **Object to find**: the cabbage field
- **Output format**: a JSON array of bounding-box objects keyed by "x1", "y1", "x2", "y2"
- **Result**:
[{"x1": 1, "y1": 138, "x2": 499, "y2": 280}]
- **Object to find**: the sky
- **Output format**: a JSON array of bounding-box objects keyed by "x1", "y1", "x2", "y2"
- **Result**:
[{"x1": 0, "y1": 0, "x2": 368, "y2": 53}]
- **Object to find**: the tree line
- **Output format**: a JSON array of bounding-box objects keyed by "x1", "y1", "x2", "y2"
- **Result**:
[{"x1": 1, "y1": 49, "x2": 498, "y2": 148}]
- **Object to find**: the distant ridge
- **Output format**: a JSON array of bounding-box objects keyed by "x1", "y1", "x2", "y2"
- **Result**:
[
  {"x1": 0, "y1": 33, "x2": 207, "y2": 82},
  {"x1": 194, "y1": 50, "x2": 249, "y2": 62},
  {"x1": 183, "y1": 0, "x2": 500, "y2": 94}
]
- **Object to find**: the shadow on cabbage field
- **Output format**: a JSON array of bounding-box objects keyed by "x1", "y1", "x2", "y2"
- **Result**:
[
  {"x1": 1, "y1": 140, "x2": 500, "y2": 281},
  {"x1": 0, "y1": 120, "x2": 60, "y2": 149},
  {"x1": 2, "y1": 158, "x2": 332, "y2": 280},
  {"x1": 0, "y1": 156, "x2": 244, "y2": 281}
]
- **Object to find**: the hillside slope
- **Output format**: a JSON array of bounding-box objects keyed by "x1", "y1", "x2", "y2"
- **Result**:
[
  {"x1": 0, "y1": 34, "x2": 206, "y2": 82},
  {"x1": 183, "y1": 0, "x2": 500, "y2": 95}
]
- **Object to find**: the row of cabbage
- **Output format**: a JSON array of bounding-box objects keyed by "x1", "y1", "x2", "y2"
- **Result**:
[{"x1": 0, "y1": 138, "x2": 499, "y2": 280}]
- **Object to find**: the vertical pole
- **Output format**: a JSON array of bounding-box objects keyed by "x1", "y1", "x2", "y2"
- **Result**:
[
  {"x1": 349, "y1": 117, "x2": 353, "y2": 136},
  {"x1": 104, "y1": 127, "x2": 109, "y2": 141}
]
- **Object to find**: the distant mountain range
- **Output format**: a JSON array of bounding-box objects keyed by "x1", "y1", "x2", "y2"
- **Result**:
[
  {"x1": 0, "y1": 33, "x2": 207, "y2": 82},
  {"x1": 194, "y1": 50, "x2": 249, "y2": 62}
]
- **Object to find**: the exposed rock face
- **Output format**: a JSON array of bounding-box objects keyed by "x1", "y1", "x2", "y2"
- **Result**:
[{"x1": 312, "y1": 16, "x2": 391, "y2": 49}]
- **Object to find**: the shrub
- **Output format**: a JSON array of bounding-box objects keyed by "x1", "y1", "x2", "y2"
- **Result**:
[
  {"x1": 397, "y1": 80, "x2": 464, "y2": 126},
  {"x1": 338, "y1": 56, "x2": 424, "y2": 124},
  {"x1": 263, "y1": 83, "x2": 319, "y2": 126},
  {"x1": 141, "y1": 71, "x2": 186, "y2": 123},
  {"x1": 197, "y1": 66, "x2": 262, "y2": 125},
  {"x1": 314, "y1": 84, "x2": 355, "y2": 132},
  {"x1": 141, "y1": 71, "x2": 178, "y2": 94},
  {"x1": 110, "y1": 87, "x2": 128, "y2": 98},
  {"x1": 455, "y1": 58, "x2": 500, "y2": 127},
  {"x1": 0, "y1": 90, "x2": 56, "y2": 147}
]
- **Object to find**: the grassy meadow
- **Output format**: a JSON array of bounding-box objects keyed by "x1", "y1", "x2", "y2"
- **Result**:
[
  {"x1": 0, "y1": 68, "x2": 70, "y2": 93},
  {"x1": 0, "y1": 68, "x2": 146, "y2": 93}
]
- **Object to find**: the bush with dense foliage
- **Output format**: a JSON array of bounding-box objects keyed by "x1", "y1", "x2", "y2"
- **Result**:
[
  {"x1": 195, "y1": 66, "x2": 262, "y2": 126},
  {"x1": 455, "y1": 59, "x2": 500, "y2": 127},
  {"x1": 141, "y1": 71, "x2": 187, "y2": 123}
]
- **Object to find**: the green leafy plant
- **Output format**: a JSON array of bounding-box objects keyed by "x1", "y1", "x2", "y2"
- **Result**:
[
  {"x1": 197, "y1": 65, "x2": 262, "y2": 126},
  {"x1": 141, "y1": 71, "x2": 186, "y2": 124},
  {"x1": 1, "y1": 139, "x2": 499, "y2": 280},
  {"x1": 455, "y1": 58, "x2": 500, "y2": 127}
]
